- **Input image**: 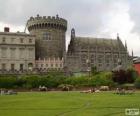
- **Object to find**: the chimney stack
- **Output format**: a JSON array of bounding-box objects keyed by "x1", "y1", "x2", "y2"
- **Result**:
[{"x1": 4, "y1": 27, "x2": 10, "y2": 32}]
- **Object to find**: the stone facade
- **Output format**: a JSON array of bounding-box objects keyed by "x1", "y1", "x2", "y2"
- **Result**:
[
  {"x1": 66, "y1": 29, "x2": 131, "y2": 72},
  {"x1": 0, "y1": 28, "x2": 35, "y2": 72},
  {"x1": 0, "y1": 15, "x2": 132, "y2": 73},
  {"x1": 35, "y1": 58, "x2": 63, "y2": 71},
  {"x1": 27, "y1": 14, "x2": 67, "y2": 59}
]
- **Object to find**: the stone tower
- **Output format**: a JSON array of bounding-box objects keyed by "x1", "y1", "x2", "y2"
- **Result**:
[{"x1": 27, "y1": 14, "x2": 67, "y2": 59}]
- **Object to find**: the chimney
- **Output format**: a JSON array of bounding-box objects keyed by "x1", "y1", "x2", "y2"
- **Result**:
[{"x1": 4, "y1": 27, "x2": 10, "y2": 32}]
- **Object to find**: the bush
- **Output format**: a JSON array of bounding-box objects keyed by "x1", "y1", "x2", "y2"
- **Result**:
[
  {"x1": 112, "y1": 68, "x2": 138, "y2": 84},
  {"x1": 0, "y1": 77, "x2": 17, "y2": 88},
  {"x1": 64, "y1": 76, "x2": 89, "y2": 87},
  {"x1": 89, "y1": 72, "x2": 114, "y2": 87},
  {"x1": 134, "y1": 77, "x2": 140, "y2": 89},
  {"x1": 121, "y1": 83, "x2": 135, "y2": 89}
]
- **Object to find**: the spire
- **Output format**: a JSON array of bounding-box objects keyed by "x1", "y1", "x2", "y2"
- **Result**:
[
  {"x1": 125, "y1": 40, "x2": 127, "y2": 50},
  {"x1": 117, "y1": 33, "x2": 119, "y2": 40},
  {"x1": 132, "y1": 49, "x2": 134, "y2": 58},
  {"x1": 71, "y1": 28, "x2": 75, "y2": 39}
]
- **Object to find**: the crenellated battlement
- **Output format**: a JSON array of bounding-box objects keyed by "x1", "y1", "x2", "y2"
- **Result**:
[{"x1": 27, "y1": 14, "x2": 67, "y2": 31}]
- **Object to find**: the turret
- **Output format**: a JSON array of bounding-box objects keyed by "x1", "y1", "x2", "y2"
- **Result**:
[
  {"x1": 26, "y1": 14, "x2": 67, "y2": 59},
  {"x1": 125, "y1": 40, "x2": 127, "y2": 50},
  {"x1": 71, "y1": 28, "x2": 75, "y2": 39}
]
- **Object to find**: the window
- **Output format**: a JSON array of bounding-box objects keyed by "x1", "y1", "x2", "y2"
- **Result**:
[
  {"x1": 55, "y1": 64, "x2": 58, "y2": 67},
  {"x1": 46, "y1": 64, "x2": 48, "y2": 67},
  {"x1": 11, "y1": 38, "x2": 15, "y2": 43},
  {"x1": 20, "y1": 38, "x2": 24, "y2": 43},
  {"x1": 2, "y1": 37, "x2": 6, "y2": 43},
  {"x1": 41, "y1": 64, "x2": 43, "y2": 67},
  {"x1": 10, "y1": 48, "x2": 16, "y2": 59},
  {"x1": 98, "y1": 64, "x2": 102, "y2": 67},
  {"x1": 106, "y1": 64, "x2": 110, "y2": 67},
  {"x1": 28, "y1": 48, "x2": 34, "y2": 59},
  {"x1": 11, "y1": 64, "x2": 15, "y2": 70},
  {"x1": 2, "y1": 63, "x2": 6, "y2": 70},
  {"x1": 28, "y1": 48, "x2": 34, "y2": 58},
  {"x1": 19, "y1": 48, "x2": 24, "y2": 59},
  {"x1": 1, "y1": 47, "x2": 7, "y2": 58},
  {"x1": 60, "y1": 64, "x2": 62, "y2": 68},
  {"x1": 20, "y1": 64, "x2": 24, "y2": 71},
  {"x1": 35, "y1": 64, "x2": 38, "y2": 68},
  {"x1": 51, "y1": 64, "x2": 53, "y2": 67},
  {"x1": 43, "y1": 32, "x2": 51, "y2": 40},
  {"x1": 29, "y1": 39, "x2": 32, "y2": 43}
]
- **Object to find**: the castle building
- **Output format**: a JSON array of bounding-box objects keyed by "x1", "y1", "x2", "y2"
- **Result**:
[
  {"x1": 0, "y1": 15, "x2": 132, "y2": 73},
  {"x1": 66, "y1": 28, "x2": 131, "y2": 72},
  {"x1": 0, "y1": 27, "x2": 35, "y2": 72},
  {"x1": 27, "y1": 14, "x2": 67, "y2": 59}
]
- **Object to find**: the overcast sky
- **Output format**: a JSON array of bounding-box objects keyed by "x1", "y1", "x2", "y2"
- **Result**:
[{"x1": 0, "y1": 0, "x2": 140, "y2": 56}]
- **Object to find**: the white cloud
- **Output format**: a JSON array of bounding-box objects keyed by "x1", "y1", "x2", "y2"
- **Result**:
[
  {"x1": 0, "y1": 22, "x2": 24, "y2": 32},
  {"x1": 0, "y1": 0, "x2": 140, "y2": 56}
]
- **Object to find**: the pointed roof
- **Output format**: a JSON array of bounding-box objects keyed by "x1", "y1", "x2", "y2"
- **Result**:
[{"x1": 73, "y1": 36, "x2": 126, "y2": 50}]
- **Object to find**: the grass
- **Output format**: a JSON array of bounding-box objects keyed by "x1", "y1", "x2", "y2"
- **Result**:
[{"x1": 0, "y1": 91, "x2": 140, "y2": 116}]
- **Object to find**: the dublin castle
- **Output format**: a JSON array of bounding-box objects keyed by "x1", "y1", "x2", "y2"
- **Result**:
[{"x1": 0, "y1": 15, "x2": 132, "y2": 73}]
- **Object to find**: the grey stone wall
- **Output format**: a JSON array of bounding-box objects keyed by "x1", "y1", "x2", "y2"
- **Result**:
[{"x1": 27, "y1": 14, "x2": 67, "y2": 60}]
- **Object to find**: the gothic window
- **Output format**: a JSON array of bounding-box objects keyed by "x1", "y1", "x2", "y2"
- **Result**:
[
  {"x1": 114, "y1": 54, "x2": 118, "y2": 58},
  {"x1": 98, "y1": 59, "x2": 102, "y2": 63},
  {"x1": 114, "y1": 64, "x2": 117, "y2": 67},
  {"x1": 106, "y1": 64, "x2": 110, "y2": 67},
  {"x1": 106, "y1": 59, "x2": 109, "y2": 63},
  {"x1": 114, "y1": 59, "x2": 117, "y2": 63},
  {"x1": 81, "y1": 54, "x2": 87, "y2": 58},
  {"x1": 98, "y1": 55, "x2": 103, "y2": 58}
]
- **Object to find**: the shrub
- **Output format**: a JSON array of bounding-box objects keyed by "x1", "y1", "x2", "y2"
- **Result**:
[
  {"x1": 64, "y1": 76, "x2": 89, "y2": 87},
  {"x1": 134, "y1": 77, "x2": 140, "y2": 89},
  {"x1": 121, "y1": 83, "x2": 135, "y2": 90},
  {"x1": 112, "y1": 68, "x2": 138, "y2": 84},
  {"x1": 89, "y1": 72, "x2": 114, "y2": 87},
  {"x1": 0, "y1": 77, "x2": 17, "y2": 88}
]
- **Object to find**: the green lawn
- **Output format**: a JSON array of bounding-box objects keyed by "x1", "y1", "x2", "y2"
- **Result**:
[{"x1": 0, "y1": 91, "x2": 140, "y2": 116}]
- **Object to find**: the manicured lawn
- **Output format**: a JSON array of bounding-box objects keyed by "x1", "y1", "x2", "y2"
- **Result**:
[{"x1": 0, "y1": 91, "x2": 140, "y2": 116}]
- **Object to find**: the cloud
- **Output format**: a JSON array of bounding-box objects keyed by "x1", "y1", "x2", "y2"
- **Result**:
[{"x1": 0, "y1": 0, "x2": 140, "y2": 56}]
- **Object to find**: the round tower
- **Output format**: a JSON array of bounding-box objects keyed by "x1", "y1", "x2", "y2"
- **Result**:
[{"x1": 27, "y1": 14, "x2": 67, "y2": 59}]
